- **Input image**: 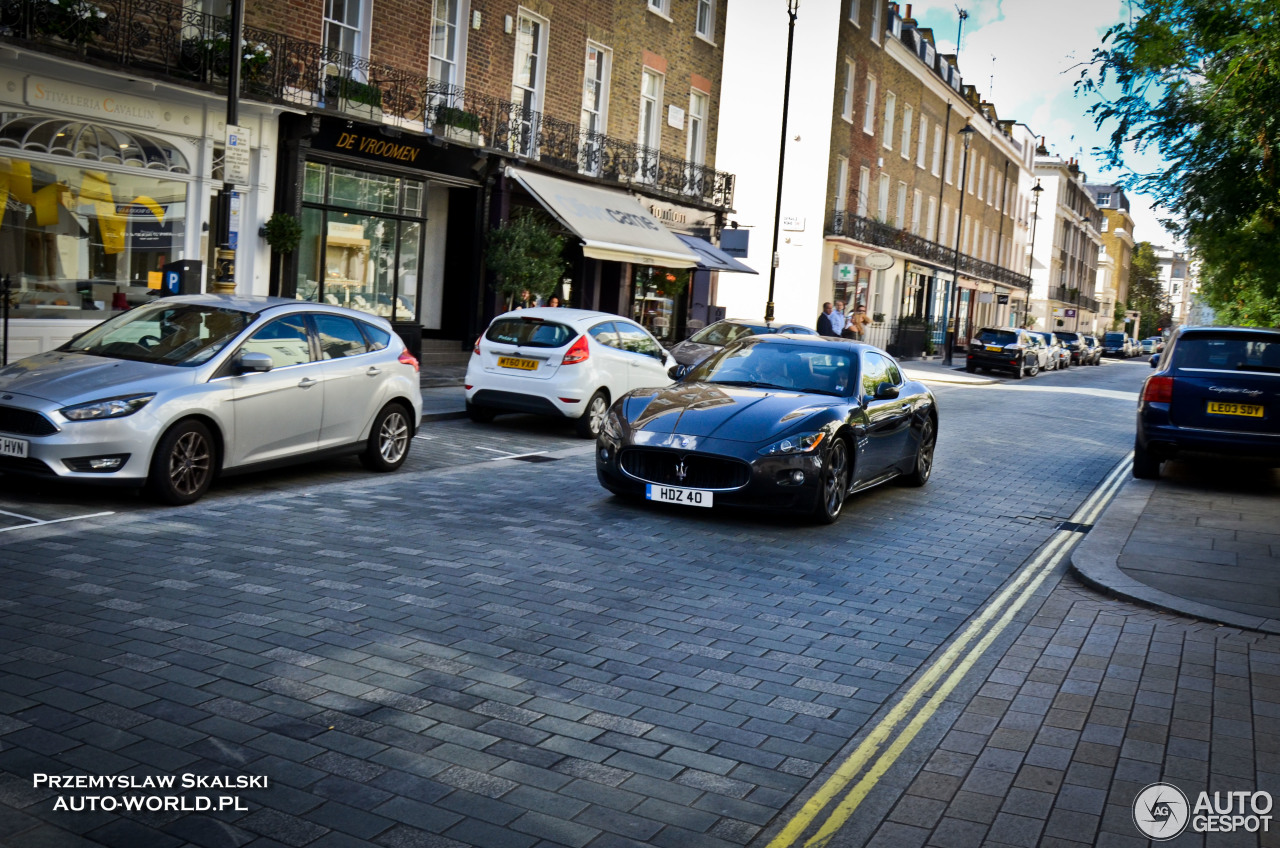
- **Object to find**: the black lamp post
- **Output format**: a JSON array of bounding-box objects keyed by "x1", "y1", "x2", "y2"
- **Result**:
[
  {"x1": 765, "y1": 0, "x2": 799, "y2": 322},
  {"x1": 1028, "y1": 180, "x2": 1044, "y2": 327},
  {"x1": 214, "y1": 0, "x2": 246, "y2": 294},
  {"x1": 943, "y1": 122, "x2": 976, "y2": 365}
]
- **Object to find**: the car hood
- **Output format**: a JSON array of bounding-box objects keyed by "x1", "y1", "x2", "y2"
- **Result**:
[
  {"x1": 619, "y1": 382, "x2": 842, "y2": 441},
  {"x1": 669, "y1": 341, "x2": 718, "y2": 367},
  {"x1": 0, "y1": 351, "x2": 194, "y2": 403}
]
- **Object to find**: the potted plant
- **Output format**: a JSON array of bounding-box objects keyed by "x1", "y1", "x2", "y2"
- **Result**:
[
  {"x1": 485, "y1": 212, "x2": 567, "y2": 309},
  {"x1": 180, "y1": 24, "x2": 273, "y2": 88},
  {"x1": 261, "y1": 212, "x2": 303, "y2": 291},
  {"x1": 872, "y1": 312, "x2": 885, "y2": 323},
  {"x1": 34, "y1": 0, "x2": 108, "y2": 47},
  {"x1": 433, "y1": 105, "x2": 483, "y2": 145},
  {"x1": 325, "y1": 75, "x2": 383, "y2": 114}
]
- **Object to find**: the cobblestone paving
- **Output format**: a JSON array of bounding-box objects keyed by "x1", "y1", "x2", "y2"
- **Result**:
[
  {"x1": 0, "y1": 365, "x2": 1158, "y2": 847},
  {"x1": 854, "y1": 576, "x2": 1280, "y2": 848}
]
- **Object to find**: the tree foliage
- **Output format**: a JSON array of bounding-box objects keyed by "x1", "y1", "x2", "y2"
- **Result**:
[
  {"x1": 1127, "y1": 242, "x2": 1173, "y2": 334},
  {"x1": 1078, "y1": 1, "x2": 1280, "y2": 325},
  {"x1": 485, "y1": 211, "x2": 567, "y2": 307}
]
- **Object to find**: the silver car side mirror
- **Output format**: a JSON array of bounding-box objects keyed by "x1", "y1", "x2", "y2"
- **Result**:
[{"x1": 237, "y1": 351, "x2": 274, "y2": 373}]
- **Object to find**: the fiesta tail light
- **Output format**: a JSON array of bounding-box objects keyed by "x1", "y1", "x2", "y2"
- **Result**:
[
  {"x1": 473, "y1": 336, "x2": 481, "y2": 355},
  {"x1": 561, "y1": 335, "x2": 590, "y2": 365},
  {"x1": 398, "y1": 350, "x2": 419, "y2": 372},
  {"x1": 1142, "y1": 376, "x2": 1173, "y2": 404}
]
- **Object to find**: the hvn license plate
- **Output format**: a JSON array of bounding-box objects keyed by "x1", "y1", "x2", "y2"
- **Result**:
[
  {"x1": 1207, "y1": 401, "x2": 1263, "y2": 418},
  {"x1": 646, "y1": 484, "x2": 713, "y2": 508},
  {"x1": 497, "y1": 356, "x2": 538, "y2": 371},
  {"x1": 0, "y1": 436, "x2": 29, "y2": 459}
]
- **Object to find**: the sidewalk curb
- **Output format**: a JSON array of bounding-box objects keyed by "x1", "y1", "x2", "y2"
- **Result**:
[
  {"x1": 420, "y1": 410, "x2": 468, "y2": 423},
  {"x1": 1069, "y1": 477, "x2": 1280, "y2": 635}
]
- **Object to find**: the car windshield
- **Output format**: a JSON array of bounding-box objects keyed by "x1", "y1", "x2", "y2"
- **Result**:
[
  {"x1": 686, "y1": 322, "x2": 772, "y2": 347},
  {"x1": 1057, "y1": 333, "x2": 1080, "y2": 342},
  {"x1": 1171, "y1": 335, "x2": 1280, "y2": 373},
  {"x1": 975, "y1": 329, "x2": 1018, "y2": 345},
  {"x1": 1105, "y1": 333, "x2": 1126, "y2": 343},
  {"x1": 486, "y1": 317, "x2": 576, "y2": 348},
  {"x1": 1031, "y1": 332, "x2": 1054, "y2": 344},
  {"x1": 689, "y1": 343, "x2": 855, "y2": 396},
  {"x1": 63, "y1": 302, "x2": 254, "y2": 367}
]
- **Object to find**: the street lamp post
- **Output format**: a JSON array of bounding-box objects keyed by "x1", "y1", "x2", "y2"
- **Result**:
[
  {"x1": 1027, "y1": 180, "x2": 1044, "y2": 328},
  {"x1": 765, "y1": 0, "x2": 799, "y2": 323},
  {"x1": 213, "y1": 0, "x2": 245, "y2": 294},
  {"x1": 943, "y1": 123, "x2": 976, "y2": 365}
]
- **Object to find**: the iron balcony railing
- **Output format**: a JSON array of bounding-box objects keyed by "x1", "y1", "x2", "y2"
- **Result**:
[
  {"x1": 1051, "y1": 286, "x2": 1100, "y2": 313},
  {"x1": 829, "y1": 211, "x2": 1032, "y2": 291},
  {"x1": 0, "y1": 0, "x2": 735, "y2": 211}
]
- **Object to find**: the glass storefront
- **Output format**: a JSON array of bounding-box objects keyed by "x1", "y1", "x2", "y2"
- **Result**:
[
  {"x1": 630, "y1": 265, "x2": 686, "y2": 342},
  {"x1": 0, "y1": 114, "x2": 191, "y2": 320},
  {"x1": 296, "y1": 161, "x2": 423, "y2": 322}
]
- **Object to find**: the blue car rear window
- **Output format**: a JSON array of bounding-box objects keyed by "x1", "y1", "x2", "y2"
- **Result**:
[
  {"x1": 486, "y1": 318, "x2": 576, "y2": 348},
  {"x1": 1172, "y1": 335, "x2": 1280, "y2": 372}
]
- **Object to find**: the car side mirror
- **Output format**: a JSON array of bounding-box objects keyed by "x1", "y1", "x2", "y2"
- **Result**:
[
  {"x1": 1150, "y1": 354, "x2": 1160, "y2": 368},
  {"x1": 668, "y1": 363, "x2": 690, "y2": 381},
  {"x1": 875, "y1": 382, "x2": 900, "y2": 400},
  {"x1": 236, "y1": 351, "x2": 273, "y2": 373}
]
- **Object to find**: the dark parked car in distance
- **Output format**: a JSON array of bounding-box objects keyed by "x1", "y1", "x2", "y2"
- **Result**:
[
  {"x1": 1054, "y1": 331, "x2": 1088, "y2": 365},
  {"x1": 966, "y1": 327, "x2": 1050, "y2": 378},
  {"x1": 668, "y1": 318, "x2": 818, "y2": 368},
  {"x1": 1029, "y1": 331, "x2": 1070, "y2": 370},
  {"x1": 1134, "y1": 326, "x2": 1280, "y2": 478},
  {"x1": 1082, "y1": 335, "x2": 1103, "y2": 366},
  {"x1": 1103, "y1": 331, "x2": 1133, "y2": 357}
]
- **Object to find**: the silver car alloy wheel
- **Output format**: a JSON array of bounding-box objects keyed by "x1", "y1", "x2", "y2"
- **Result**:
[
  {"x1": 587, "y1": 395, "x2": 608, "y2": 435},
  {"x1": 378, "y1": 409, "x2": 410, "y2": 463},
  {"x1": 168, "y1": 430, "x2": 212, "y2": 497}
]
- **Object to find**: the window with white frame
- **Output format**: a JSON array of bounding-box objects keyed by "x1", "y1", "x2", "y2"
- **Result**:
[
  {"x1": 870, "y1": 0, "x2": 881, "y2": 43},
  {"x1": 925, "y1": 196, "x2": 937, "y2": 241},
  {"x1": 900, "y1": 105, "x2": 912, "y2": 159},
  {"x1": 639, "y1": 69, "x2": 663, "y2": 150},
  {"x1": 883, "y1": 91, "x2": 896, "y2": 150},
  {"x1": 696, "y1": 0, "x2": 714, "y2": 39},
  {"x1": 895, "y1": 181, "x2": 907, "y2": 228},
  {"x1": 579, "y1": 43, "x2": 610, "y2": 174},
  {"x1": 941, "y1": 202, "x2": 951, "y2": 245},
  {"x1": 916, "y1": 116, "x2": 927, "y2": 168},
  {"x1": 835, "y1": 156, "x2": 849, "y2": 212},
  {"x1": 429, "y1": 0, "x2": 462, "y2": 85},
  {"x1": 944, "y1": 134, "x2": 954, "y2": 184},
  {"x1": 1100, "y1": 216, "x2": 1109, "y2": 232},
  {"x1": 977, "y1": 158, "x2": 985, "y2": 201},
  {"x1": 849, "y1": 0, "x2": 860, "y2": 24},
  {"x1": 841, "y1": 60, "x2": 855, "y2": 121},
  {"x1": 932, "y1": 126, "x2": 942, "y2": 175},
  {"x1": 863, "y1": 75, "x2": 877, "y2": 134},
  {"x1": 877, "y1": 173, "x2": 890, "y2": 221},
  {"x1": 324, "y1": 0, "x2": 366, "y2": 63},
  {"x1": 648, "y1": 0, "x2": 669, "y2": 17},
  {"x1": 911, "y1": 189, "x2": 922, "y2": 233},
  {"x1": 686, "y1": 89, "x2": 708, "y2": 167},
  {"x1": 857, "y1": 166, "x2": 870, "y2": 217},
  {"x1": 511, "y1": 11, "x2": 548, "y2": 156}
]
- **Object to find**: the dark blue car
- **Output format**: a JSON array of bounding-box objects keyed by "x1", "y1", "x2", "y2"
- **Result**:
[{"x1": 1134, "y1": 326, "x2": 1280, "y2": 478}]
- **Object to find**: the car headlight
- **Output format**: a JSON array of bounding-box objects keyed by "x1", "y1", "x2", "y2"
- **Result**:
[
  {"x1": 601, "y1": 410, "x2": 624, "y2": 440},
  {"x1": 759, "y1": 431, "x2": 826, "y2": 456},
  {"x1": 60, "y1": 393, "x2": 156, "y2": 421}
]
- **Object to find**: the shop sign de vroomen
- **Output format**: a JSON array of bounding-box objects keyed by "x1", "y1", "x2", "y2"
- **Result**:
[{"x1": 314, "y1": 119, "x2": 430, "y2": 166}]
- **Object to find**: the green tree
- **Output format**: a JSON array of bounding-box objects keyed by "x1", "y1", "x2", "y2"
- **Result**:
[
  {"x1": 1078, "y1": 1, "x2": 1280, "y2": 325},
  {"x1": 1126, "y1": 242, "x2": 1172, "y2": 335},
  {"x1": 485, "y1": 211, "x2": 568, "y2": 308}
]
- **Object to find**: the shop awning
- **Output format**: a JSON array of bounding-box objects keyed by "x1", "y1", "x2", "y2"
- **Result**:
[
  {"x1": 507, "y1": 167, "x2": 698, "y2": 269},
  {"x1": 674, "y1": 234, "x2": 758, "y2": 274}
]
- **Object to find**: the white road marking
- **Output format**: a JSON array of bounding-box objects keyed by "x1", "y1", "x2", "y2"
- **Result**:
[{"x1": 0, "y1": 511, "x2": 116, "y2": 533}]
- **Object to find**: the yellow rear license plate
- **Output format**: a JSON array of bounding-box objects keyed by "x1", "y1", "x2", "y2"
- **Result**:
[
  {"x1": 1207, "y1": 402, "x2": 1263, "y2": 417},
  {"x1": 498, "y1": 356, "x2": 538, "y2": 371},
  {"x1": 985, "y1": 345, "x2": 1002, "y2": 352}
]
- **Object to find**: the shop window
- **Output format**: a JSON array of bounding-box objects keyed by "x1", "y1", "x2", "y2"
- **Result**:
[{"x1": 631, "y1": 265, "x2": 685, "y2": 342}]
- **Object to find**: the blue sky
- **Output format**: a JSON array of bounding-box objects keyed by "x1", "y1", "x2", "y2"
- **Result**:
[{"x1": 908, "y1": 0, "x2": 1180, "y2": 248}]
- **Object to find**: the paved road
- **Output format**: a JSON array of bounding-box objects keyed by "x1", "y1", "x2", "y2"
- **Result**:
[{"x1": 4, "y1": 358, "x2": 1271, "y2": 848}]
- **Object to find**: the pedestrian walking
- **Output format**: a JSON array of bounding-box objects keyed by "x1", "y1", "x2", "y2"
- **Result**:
[{"x1": 817, "y1": 302, "x2": 838, "y2": 337}]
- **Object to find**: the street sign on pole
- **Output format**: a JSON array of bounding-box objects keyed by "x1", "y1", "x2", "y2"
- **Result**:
[{"x1": 224, "y1": 124, "x2": 252, "y2": 187}]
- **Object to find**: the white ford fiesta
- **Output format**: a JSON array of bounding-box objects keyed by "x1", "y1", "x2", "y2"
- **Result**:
[{"x1": 465, "y1": 308, "x2": 674, "y2": 438}]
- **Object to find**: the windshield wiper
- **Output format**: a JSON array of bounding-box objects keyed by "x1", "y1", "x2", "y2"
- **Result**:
[{"x1": 712, "y1": 380, "x2": 789, "y2": 390}]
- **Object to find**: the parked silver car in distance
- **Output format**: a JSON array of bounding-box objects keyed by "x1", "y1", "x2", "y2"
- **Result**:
[{"x1": 0, "y1": 295, "x2": 423, "y2": 504}]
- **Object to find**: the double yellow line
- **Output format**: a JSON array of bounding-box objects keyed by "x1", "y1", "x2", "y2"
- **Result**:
[{"x1": 767, "y1": 456, "x2": 1133, "y2": 848}]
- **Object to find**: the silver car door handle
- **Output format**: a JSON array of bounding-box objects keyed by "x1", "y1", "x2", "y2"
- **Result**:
[
  {"x1": 298, "y1": 377, "x2": 318, "y2": 388},
  {"x1": 366, "y1": 366, "x2": 382, "y2": 376}
]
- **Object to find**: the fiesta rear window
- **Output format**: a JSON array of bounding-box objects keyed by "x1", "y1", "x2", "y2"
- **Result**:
[
  {"x1": 486, "y1": 318, "x2": 576, "y2": 348},
  {"x1": 975, "y1": 329, "x2": 1017, "y2": 345}
]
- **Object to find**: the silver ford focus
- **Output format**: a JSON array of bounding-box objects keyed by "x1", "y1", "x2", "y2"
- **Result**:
[{"x1": 0, "y1": 295, "x2": 423, "y2": 504}]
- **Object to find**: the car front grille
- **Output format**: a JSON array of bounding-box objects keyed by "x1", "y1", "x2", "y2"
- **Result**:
[
  {"x1": 0, "y1": 456, "x2": 55, "y2": 476},
  {"x1": 0, "y1": 406, "x2": 57, "y2": 436},
  {"x1": 620, "y1": 448, "x2": 751, "y2": 490}
]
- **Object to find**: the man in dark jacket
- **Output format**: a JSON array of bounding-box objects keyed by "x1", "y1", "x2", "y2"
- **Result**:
[{"x1": 817, "y1": 302, "x2": 838, "y2": 337}]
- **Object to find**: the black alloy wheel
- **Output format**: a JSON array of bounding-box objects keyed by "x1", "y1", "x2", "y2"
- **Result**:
[
  {"x1": 813, "y1": 437, "x2": 850, "y2": 524},
  {"x1": 149, "y1": 419, "x2": 215, "y2": 505},
  {"x1": 361, "y1": 402, "x2": 412, "y2": 472},
  {"x1": 466, "y1": 401, "x2": 495, "y2": 424},
  {"x1": 902, "y1": 416, "x2": 936, "y2": 487},
  {"x1": 576, "y1": 390, "x2": 610, "y2": 439}
]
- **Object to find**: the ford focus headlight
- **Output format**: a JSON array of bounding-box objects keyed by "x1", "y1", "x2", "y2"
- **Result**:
[
  {"x1": 759, "y1": 431, "x2": 825, "y2": 456},
  {"x1": 60, "y1": 394, "x2": 156, "y2": 421}
]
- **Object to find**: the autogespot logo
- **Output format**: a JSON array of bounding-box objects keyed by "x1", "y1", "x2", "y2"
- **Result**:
[{"x1": 1134, "y1": 783, "x2": 1190, "y2": 840}]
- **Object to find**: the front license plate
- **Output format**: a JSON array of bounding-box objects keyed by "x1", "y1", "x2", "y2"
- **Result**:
[
  {"x1": 497, "y1": 356, "x2": 538, "y2": 371},
  {"x1": 0, "y1": 436, "x2": 29, "y2": 459},
  {"x1": 646, "y1": 484, "x2": 713, "y2": 508},
  {"x1": 985, "y1": 345, "x2": 1003, "y2": 352},
  {"x1": 1207, "y1": 401, "x2": 1263, "y2": 418}
]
